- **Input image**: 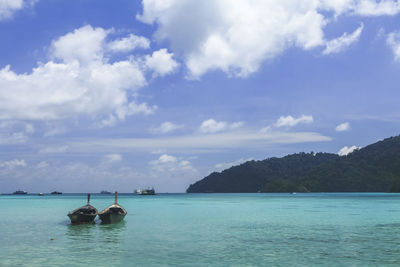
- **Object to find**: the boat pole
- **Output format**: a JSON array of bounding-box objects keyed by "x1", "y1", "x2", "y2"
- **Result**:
[
  {"x1": 115, "y1": 191, "x2": 118, "y2": 204},
  {"x1": 87, "y1": 193, "x2": 91, "y2": 204}
]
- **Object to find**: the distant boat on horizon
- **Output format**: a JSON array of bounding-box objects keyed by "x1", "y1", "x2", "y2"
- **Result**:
[
  {"x1": 51, "y1": 191, "x2": 62, "y2": 195},
  {"x1": 100, "y1": 190, "x2": 111, "y2": 194},
  {"x1": 13, "y1": 190, "x2": 27, "y2": 195},
  {"x1": 137, "y1": 187, "x2": 156, "y2": 195},
  {"x1": 38, "y1": 192, "x2": 44, "y2": 196}
]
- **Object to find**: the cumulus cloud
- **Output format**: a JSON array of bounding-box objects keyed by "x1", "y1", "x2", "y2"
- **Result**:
[
  {"x1": 323, "y1": 23, "x2": 364, "y2": 55},
  {"x1": 107, "y1": 34, "x2": 150, "y2": 53},
  {"x1": 199, "y1": 119, "x2": 227, "y2": 133},
  {"x1": 0, "y1": 0, "x2": 36, "y2": 20},
  {"x1": 335, "y1": 122, "x2": 350, "y2": 132},
  {"x1": 152, "y1": 121, "x2": 183, "y2": 134},
  {"x1": 338, "y1": 145, "x2": 360, "y2": 156},
  {"x1": 199, "y1": 119, "x2": 243, "y2": 133},
  {"x1": 260, "y1": 115, "x2": 313, "y2": 133},
  {"x1": 387, "y1": 31, "x2": 400, "y2": 60},
  {"x1": 149, "y1": 154, "x2": 196, "y2": 173},
  {"x1": 145, "y1": 48, "x2": 179, "y2": 77},
  {"x1": 0, "y1": 25, "x2": 170, "y2": 124},
  {"x1": 275, "y1": 115, "x2": 313, "y2": 128},
  {"x1": 137, "y1": 0, "x2": 399, "y2": 78},
  {"x1": 0, "y1": 159, "x2": 26, "y2": 168},
  {"x1": 105, "y1": 153, "x2": 122, "y2": 163},
  {"x1": 139, "y1": 0, "x2": 328, "y2": 78}
]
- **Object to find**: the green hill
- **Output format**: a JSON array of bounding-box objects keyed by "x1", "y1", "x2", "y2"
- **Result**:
[{"x1": 186, "y1": 135, "x2": 400, "y2": 193}]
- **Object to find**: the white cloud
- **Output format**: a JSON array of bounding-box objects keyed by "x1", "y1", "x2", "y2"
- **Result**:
[
  {"x1": 323, "y1": 23, "x2": 364, "y2": 55},
  {"x1": 0, "y1": 0, "x2": 36, "y2": 20},
  {"x1": 354, "y1": 0, "x2": 400, "y2": 16},
  {"x1": 260, "y1": 126, "x2": 272, "y2": 133},
  {"x1": 149, "y1": 154, "x2": 196, "y2": 173},
  {"x1": 105, "y1": 153, "x2": 122, "y2": 163},
  {"x1": 138, "y1": 0, "x2": 327, "y2": 78},
  {"x1": 39, "y1": 145, "x2": 68, "y2": 154},
  {"x1": 321, "y1": 0, "x2": 400, "y2": 16},
  {"x1": 152, "y1": 121, "x2": 183, "y2": 134},
  {"x1": 387, "y1": 31, "x2": 400, "y2": 60},
  {"x1": 155, "y1": 154, "x2": 177, "y2": 163},
  {"x1": 0, "y1": 159, "x2": 26, "y2": 168},
  {"x1": 275, "y1": 115, "x2": 313, "y2": 128},
  {"x1": 199, "y1": 119, "x2": 227, "y2": 133},
  {"x1": 151, "y1": 149, "x2": 167, "y2": 154},
  {"x1": 214, "y1": 157, "x2": 253, "y2": 171},
  {"x1": 108, "y1": 34, "x2": 150, "y2": 53},
  {"x1": 0, "y1": 25, "x2": 167, "y2": 124},
  {"x1": 199, "y1": 119, "x2": 243, "y2": 133},
  {"x1": 335, "y1": 122, "x2": 350, "y2": 132},
  {"x1": 50, "y1": 25, "x2": 107, "y2": 65},
  {"x1": 36, "y1": 161, "x2": 49, "y2": 169},
  {"x1": 230, "y1": 121, "x2": 244, "y2": 129},
  {"x1": 67, "y1": 130, "x2": 331, "y2": 154},
  {"x1": 145, "y1": 48, "x2": 179, "y2": 77},
  {"x1": 137, "y1": 0, "x2": 400, "y2": 78},
  {"x1": 0, "y1": 121, "x2": 34, "y2": 144},
  {"x1": 338, "y1": 145, "x2": 360, "y2": 156}
]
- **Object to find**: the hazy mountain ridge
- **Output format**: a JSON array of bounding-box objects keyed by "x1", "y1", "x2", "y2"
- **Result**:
[{"x1": 186, "y1": 135, "x2": 400, "y2": 193}]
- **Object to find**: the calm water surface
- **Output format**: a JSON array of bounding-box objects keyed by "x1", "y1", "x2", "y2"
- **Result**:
[{"x1": 1, "y1": 193, "x2": 400, "y2": 266}]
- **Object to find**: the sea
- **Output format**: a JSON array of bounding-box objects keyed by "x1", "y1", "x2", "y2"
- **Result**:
[{"x1": 1, "y1": 193, "x2": 400, "y2": 266}]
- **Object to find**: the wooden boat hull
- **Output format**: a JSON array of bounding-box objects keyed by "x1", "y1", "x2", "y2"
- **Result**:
[
  {"x1": 98, "y1": 212, "x2": 126, "y2": 224},
  {"x1": 68, "y1": 202, "x2": 98, "y2": 224},
  {"x1": 98, "y1": 203, "x2": 127, "y2": 224},
  {"x1": 68, "y1": 213, "x2": 97, "y2": 224}
]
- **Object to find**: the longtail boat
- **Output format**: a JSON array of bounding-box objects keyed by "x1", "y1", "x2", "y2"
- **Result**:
[
  {"x1": 98, "y1": 192, "x2": 127, "y2": 224},
  {"x1": 67, "y1": 194, "x2": 98, "y2": 224}
]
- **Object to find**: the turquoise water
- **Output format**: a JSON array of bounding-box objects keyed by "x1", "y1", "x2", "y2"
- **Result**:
[{"x1": 1, "y1": 193, "x2": 400, "y2": 266}]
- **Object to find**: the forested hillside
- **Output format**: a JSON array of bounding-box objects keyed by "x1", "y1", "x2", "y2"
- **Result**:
[{"x1": 186, "y1": 135, "x2": 400, "y2": 193}]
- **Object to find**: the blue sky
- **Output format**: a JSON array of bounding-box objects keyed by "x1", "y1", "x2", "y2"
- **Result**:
[{"x1": 1, "y1": 0, "x2": 400, "y2": 193}]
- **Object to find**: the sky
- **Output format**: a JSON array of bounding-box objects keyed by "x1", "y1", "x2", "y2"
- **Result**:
[{"x1": 1, "y1": 0, "x2": 400, "y2": 193}]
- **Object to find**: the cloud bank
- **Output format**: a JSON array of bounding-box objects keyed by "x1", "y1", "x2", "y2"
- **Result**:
[
  {"x1": 137, "y1": 0, "x2": 400, "y2": 78},
  {"x1": 0, "y1": 25, "x2": 176, "y2": 124}
]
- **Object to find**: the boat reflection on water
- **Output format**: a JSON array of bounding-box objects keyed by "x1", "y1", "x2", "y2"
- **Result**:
[
  {"x1": 98, "y1": 220, "x2": 126, "y2": 247},
  {"x1": 66, "y1": 223, "x2": 96, "y2": 243},
  {"x1": 66, "y1": 220, "x2": 126, "y2": 254}
]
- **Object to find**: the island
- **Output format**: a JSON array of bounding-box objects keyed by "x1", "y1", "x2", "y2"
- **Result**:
[{"x1": 187, "y1": 135, "x2": 400, "y2": 193}]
